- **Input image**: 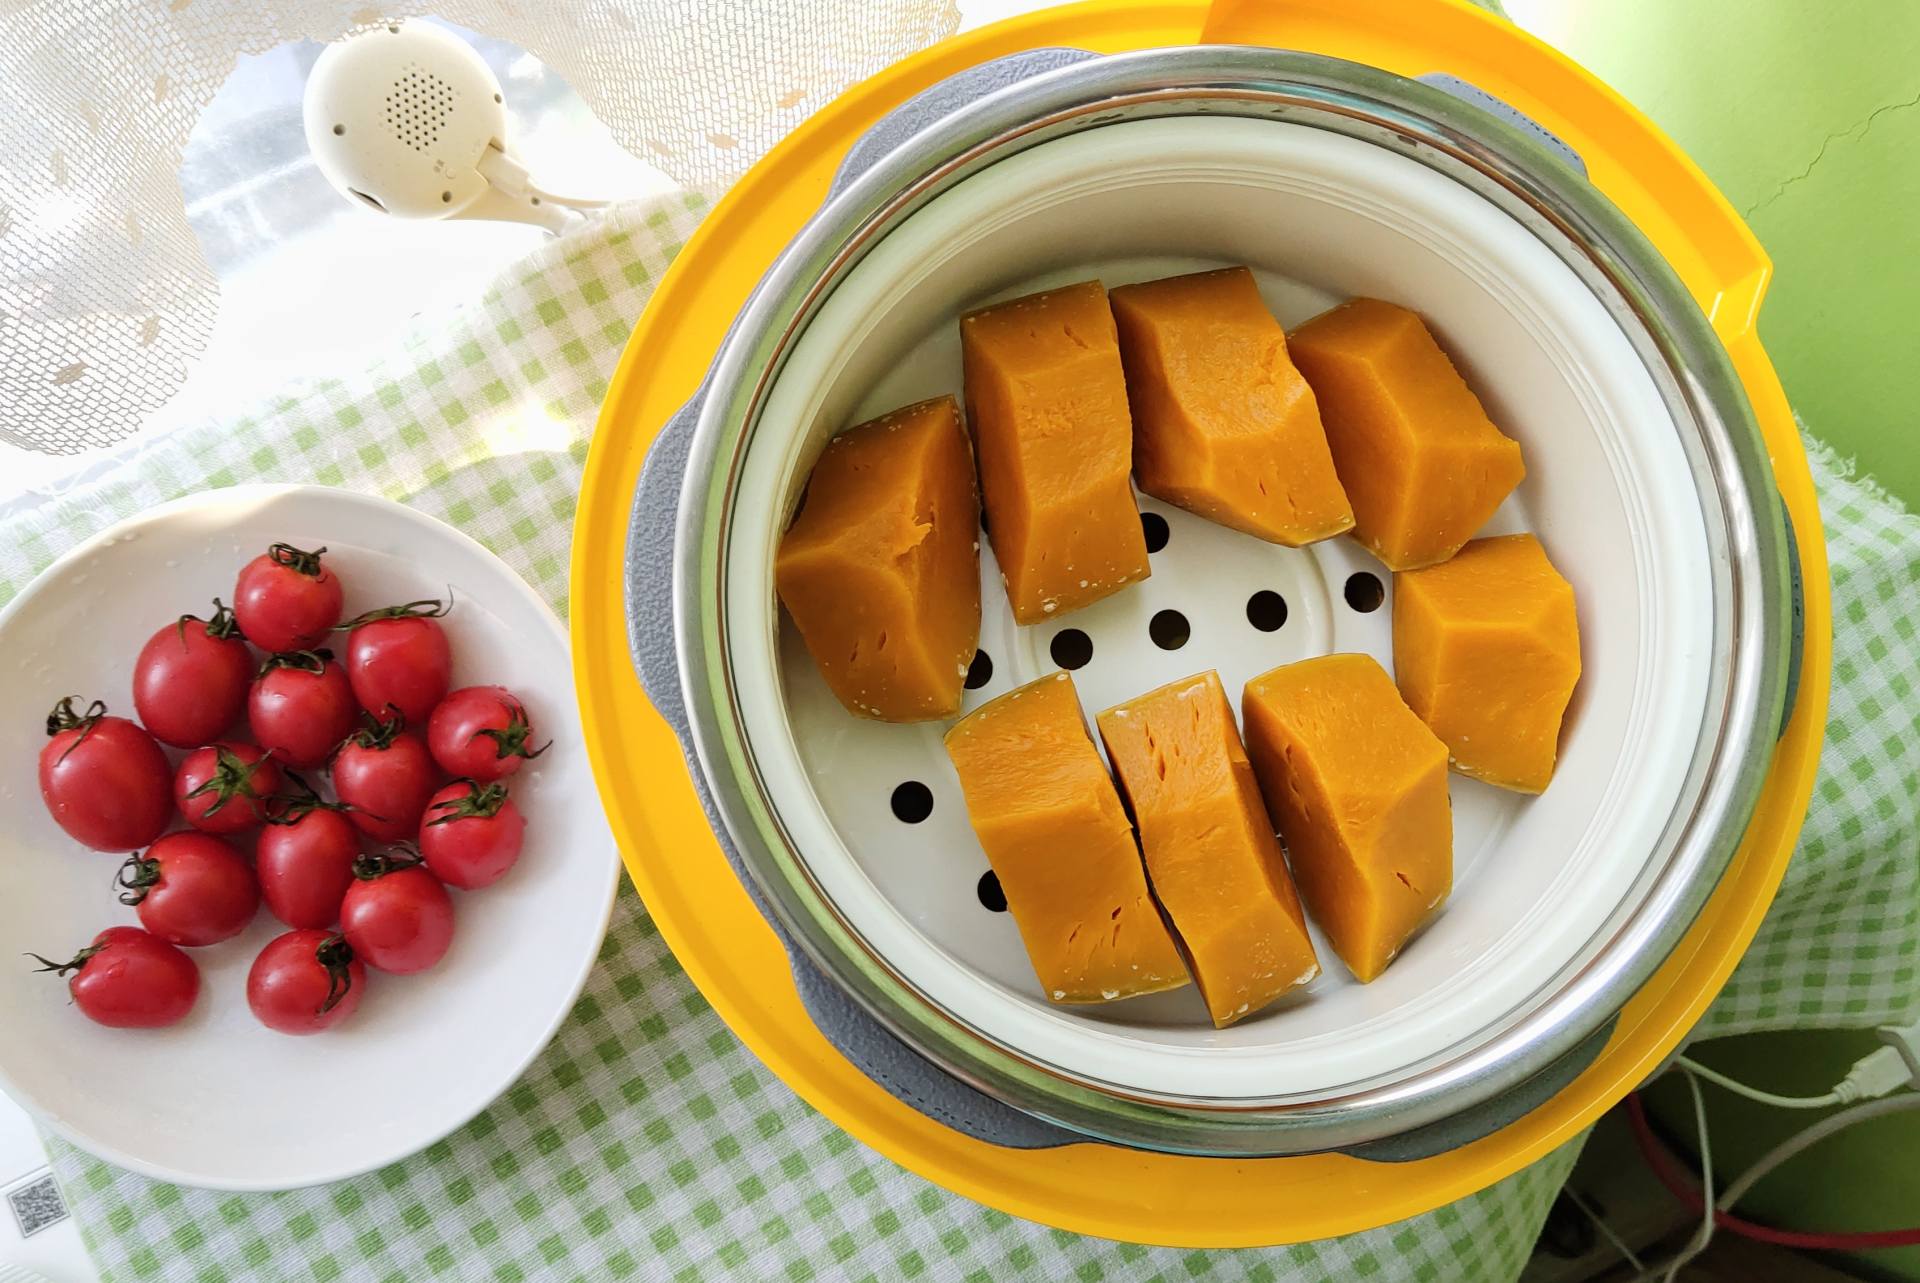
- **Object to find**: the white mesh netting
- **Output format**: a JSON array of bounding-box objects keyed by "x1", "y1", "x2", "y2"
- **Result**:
[{"x1": 0, "y1": 0, "x2": 958, "y2": 454}]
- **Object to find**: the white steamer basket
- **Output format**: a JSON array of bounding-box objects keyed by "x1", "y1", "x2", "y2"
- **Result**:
[
  {"x1": 731, "y1": 115, "x2": 1709, "y2": 1102},
  {"x1": 638, "y1": 48, "x2": 1792, "y2": 1156}
]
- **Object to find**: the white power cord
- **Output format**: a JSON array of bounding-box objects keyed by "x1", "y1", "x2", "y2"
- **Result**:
[
  {"x1": 1562, "y1": 1186, "x2": 1647, "y2": 1274},
  {"x1": 1674, "y1": 1044, "x2": 1911, "y2": 1108},
  {"x1": 1636, "y1": 1065, "x2": 1715, "y2": 1283},
  {"x1": 1715, "y1": 1092, "x2": 1920, "y2": 1212},
  {"x1": 1616, "y1": 1019, "x2": 1920, "y2": 1280}
]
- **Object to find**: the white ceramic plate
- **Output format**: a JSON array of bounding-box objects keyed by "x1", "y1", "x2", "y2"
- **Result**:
[
  {"x1": 0, "y1": 485, "x2": 620, "y2": 1189},
  {"x1": 725, "y1": 118, "x2": 1713, "y2": 1101}
]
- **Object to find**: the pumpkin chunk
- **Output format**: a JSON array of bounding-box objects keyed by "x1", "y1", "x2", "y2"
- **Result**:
[
  {"x1": 1288, "y1": 298, "x2": 1525, "y2": 570},
  {"x1": 960, "y1": 281, "x2": 1151, "y2": 623},
  {"x1": 1241, "y1": 654, "x2": 1451, "y2": 982},
  {"x1": 775, "y1": 395, "x2": 980, "y2": 721},
  {"x1": 1394, "y1": 533, "x2": 1581, "y2": 793},
  {"x1": 1110, "y1": 267, "x2": 1354, "y2": 545},
  {"x1": 945, "y1": 672, "x2": 1189, "y2": 1003},
  {"x1": 1096, "y1": 671, "x2": 1319, "y2": 1027}
]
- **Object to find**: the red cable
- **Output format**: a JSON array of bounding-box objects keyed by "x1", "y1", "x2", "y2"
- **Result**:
[{"x1": 1623, "y1": 1091, "x2": 1920, "y2": 1251}]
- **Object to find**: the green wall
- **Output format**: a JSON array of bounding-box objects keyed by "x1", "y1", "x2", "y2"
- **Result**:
[{"x1": 1520, "y1": 0, "x2": 1920, "y2": 496}]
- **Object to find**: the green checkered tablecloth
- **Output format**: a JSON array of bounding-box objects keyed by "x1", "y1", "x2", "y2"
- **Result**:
[{"x1": 1, "y1": 192, "x2": 1914, "y2": 1283}]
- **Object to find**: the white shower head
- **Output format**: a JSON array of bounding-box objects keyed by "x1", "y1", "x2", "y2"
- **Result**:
[{"x1": 302, "y1": 20, "x2": 605, "y2": 234}]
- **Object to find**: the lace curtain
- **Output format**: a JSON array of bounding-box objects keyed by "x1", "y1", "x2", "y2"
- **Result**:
[{"x1": 0, "y1": 0, "x2": 958, "y2": 453}]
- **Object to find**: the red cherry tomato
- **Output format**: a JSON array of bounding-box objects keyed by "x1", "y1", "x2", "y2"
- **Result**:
[
  {"x1": 233, "y1": 543, "x2": 343, "y2": 653},
  {"x1": 340, "y1": 848, "x2": 454, "y2": 974},
  {"x1": 132, "y1": 601, "x2": 253, "y2": 748},
  {"x1": 247, "y1": 929, "x2": 365, "y2": 1035},
  {"x1": 427, "y1": 686, "x2": 549, "y2": 782},
  {"x1": 248, "y1": 650, "x2": 357, "y2": 769},
  {"x1": 343, "y1": 599, "x2": 452, "y2": 726},
  {"x1": 115, "y1": 832, "x2": 259, "y2": 947},
  {"x1": 174, "y1": 742, "x2": 284, "y2": 834},
  {"x1": 257, "y1": 799, "x2": 360, "y2": 929},
  {"x1": 331, "y1": 712, "x2": 439, "y2": 842},
  {"x1": 38, "y1": 698, "x2": 173, "y2": 851},
  {"x1": 419, "y1": 779, "x2": 526, "y2": 889},
  {"x1": 31, "y1": 926, "x2": 199, "y2": 1028}
]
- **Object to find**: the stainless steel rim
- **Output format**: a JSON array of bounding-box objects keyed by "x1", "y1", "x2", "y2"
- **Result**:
[{"x1": 668, "y1": 47, "x2": 1791, "y2": 1154}]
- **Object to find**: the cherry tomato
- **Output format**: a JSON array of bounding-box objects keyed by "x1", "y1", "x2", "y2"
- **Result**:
[
  {"x1": 341, "y1": 847, "x2": 454, "y2": 974},
  {"x1": 427, "y1": 686, "x2": 549, "y2": 782},
  {"x1": 115, "y1": 832, "x2": 259, "y2": 947},
  {"x1": 249, "y1": 649, "x2": 357, "y2": 769},
  {"x1": 343, "y1": 599, "x2": 452, "y2": 726},
  {"x1": 247, "y1": 929, "x2": 365, "y2": 1035},
  {"x1": 38, "y1": 698, "x2": 173, "y2": 851},
  {"x1": 257, "y1": 795, "x2": 360, "y2": 929},
  {"x1": 233, "y1": 543, "x2": 343, "y2": 653},
  {"x1": 331, "y1": 712, "x2": 439, "y2": 842},
  {"x1": 132, "y1": 601, "x2": 253, "y2": 748},
  {"x1": 420, "y1": 779, "x2": 526, "y2": 889},
  {"x1": 31, "y1": 926, "x2": 199, "y2": 1028},
  {"x1": 174, "y1": 742, "x2": 284, "y2": 834}
]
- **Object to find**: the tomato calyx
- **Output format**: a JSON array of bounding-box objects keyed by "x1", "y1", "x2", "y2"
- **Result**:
[
  {"x1": 26, "y1": 943, "x2": 106, "y2": 977},
  {"x1": 266, "y1": 770, "x2": 354, "y2": 825},
  {"x1": 184, "y1": 745, "x2": 279, "y2": 819},
  {"x1": 340, "y1": 706, "x2": 407, "y2": 755},
  {"x1": 114, "y1": 852, "x2": 164, "y2": 906},
  {"x1": 179, "y1": 597, "x2": 245, "y2": 645},
  {"x1": 44, "y1": 696, "x2": 107, "y2": 759},
  {"x1": 351, "y1": 841, "x2": 426, "y2": 881},
  {"x1": 427, "y1": 778, "x2": 511, "y2": 825},
  {"x1": 479, "y1": 704, "x2": 552, "y2": 764},
  {"x1": 337, "y1": 594, "x2": 453, "y2": 630},
  {"x1": 258, "y1": 647, "x2": 334, "y2": 678},
  {"x1": 313, "y1": 933, "x2": 357, "y2": 1014},
  {"x1": 266, "y1": 543, "x2": 329, "y2": 578}
]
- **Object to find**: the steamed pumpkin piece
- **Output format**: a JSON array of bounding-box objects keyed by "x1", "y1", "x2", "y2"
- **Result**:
[
  {"x1": 1394, "y1": 533, "x2": 1581, "y2": 793},
  {"x1": 960, "y1": 281, "x2": 1151, "y2": 623},
  {"x1": 1110, "y1": 267, "x2": 1354, "y2": 545},
  {"x1": 775, "y1": 395, "x2": 981, "y2": 721},
  {"x1": 1288, "y1": 297, "x2": 1525, "y2": 570},
  {"x1": 945, "y1": 672, "x2": 1189, "y2": 1004},
  {"x1": 1096, "y1": 671, "x2": 1319, "y2": 1027},
  {"x1": 1241, "y1": 654, "x2": 1452, "y2": 983}
]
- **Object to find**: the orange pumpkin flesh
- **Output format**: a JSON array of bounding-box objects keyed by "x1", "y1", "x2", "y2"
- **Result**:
[
  {"x1": 775, "y1": 395, "x2": 981, "y2": 721},
  {"x1": 1097, "y1": 671, "x2": 1319, "y2": 1027},
  {"x1": 1394, "y1": 533, "x2": 1582, "y2": 793},
  {"x1": 960, "y1": 281, "x2": 1151, "y2": 623},
  {"x1": 1289, "y1": 298, "x2": 1524, "y2": 571},
  {"x1": 1241, "y1": 654, "x2": 1452, "y2": 983},
  {"x1": 945, "y1": 672, "x2": 1189, "y2": 1004},
  {"x1": 1111, "y1": 267, "x2": 1353, "y2": 546}
]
